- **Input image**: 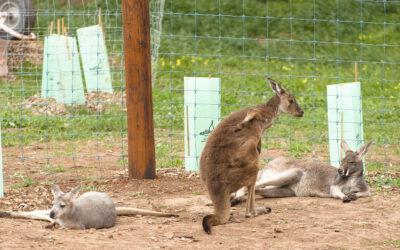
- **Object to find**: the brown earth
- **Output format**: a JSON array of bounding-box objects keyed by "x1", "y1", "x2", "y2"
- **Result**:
[
  {"x1": 0, "y1": 171, "x2": 399, "y2": 249},
  {"x1": 0, "y1": 139, "x2": 399, "y2": 249}
]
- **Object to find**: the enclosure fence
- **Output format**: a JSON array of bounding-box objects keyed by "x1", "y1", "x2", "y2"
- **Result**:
[{"x1": 0, "y1": 0, "x2": 398, "y2": 191}]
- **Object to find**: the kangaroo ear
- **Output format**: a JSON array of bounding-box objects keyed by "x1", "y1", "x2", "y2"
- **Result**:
[
  {"x1": 235, "y1": 110, "x2": 261, "y2": 132},
  {"x1": 340, "y1": 140, "x2": 351, "y2": 153},
  {"x1": 267, "y1": 77, "x2": 285, "y2": 96},
  {"x1": 68, "y1": 187, "x2": 80, "y2": 200},
  {"x1": 356, "y1": 141, "x2": 373, "y2": 160},
  {"x1": 51, "y1": 185, "x2": 62, "y2": 197}
]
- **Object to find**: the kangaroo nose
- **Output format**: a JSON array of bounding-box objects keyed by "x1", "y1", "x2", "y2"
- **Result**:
[
  {"x1": 50, "y1": 211, "x2": 55, "y2": 219},
  {"x1": 296, "y1": 110, "x2": 304, "y2": 117}
]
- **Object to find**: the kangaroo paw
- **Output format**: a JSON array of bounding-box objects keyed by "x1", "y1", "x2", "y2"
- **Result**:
[
  {"x1": 255, "y1": 206, "x2": 272, "y2": 215},
  {"x1": 45, "y1": 222, "x2": 57, "y2": 230},
  {"x1": 245, "y1": 207, "x2": 272, "y2": 218},
  {"x1": 229, "y1": 216, "x2": 243, "y2": 223},
  {"x1": 342, "y1": 196, "x2": 352, "y2": 203},
  {"x1": 348, "y1": 193, "x2": 357, "y2": 201},
  {"x1": 230, "y1": 198, "x2": 245, "y2": 207}
]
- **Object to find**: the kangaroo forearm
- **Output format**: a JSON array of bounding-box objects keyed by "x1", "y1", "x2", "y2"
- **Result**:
[
  {"x1": 306, "y1": 191, "x2": 332, "y2": 198},
  {"x1": 330, "y1": 186, "x2": 347, "y2": 199},
  {"x1": 354, "y1": 190, "x2": 370, "y2": 198}
]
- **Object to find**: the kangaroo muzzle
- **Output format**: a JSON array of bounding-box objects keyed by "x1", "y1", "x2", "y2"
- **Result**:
[{"x1": 295, "y1": 110, "x2": 304, "y2": 117}]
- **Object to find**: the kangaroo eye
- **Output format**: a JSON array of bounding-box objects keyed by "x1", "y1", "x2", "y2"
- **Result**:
[
  {"x1": 289, "y1": 99, "x2": 294, "y2": 104},
  {"x1": 60, "y1": 204, "x2": 66, "y2": 208}
]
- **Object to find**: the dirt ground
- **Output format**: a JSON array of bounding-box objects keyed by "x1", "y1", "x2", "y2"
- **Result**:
[
  {"x1": 0, "y1": 139, "x2": 399, "y2": 249},
  {"x1": 0, "y1": 171, "x2": 399, "y2": 249}
]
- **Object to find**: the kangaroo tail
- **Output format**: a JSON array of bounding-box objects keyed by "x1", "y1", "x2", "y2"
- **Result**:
[
  {"x1": 0, "y1": 210, "x2": 54, "y2": 222},
  {"x1": 116, "y1": 207, "x2": 178, "y2": 217},
  {"x1": 202, "y1": 214, "x2": 221, "y2": 234},
  {"x1": 0, "y1": 211, "x2": 11, "y2": 218}
]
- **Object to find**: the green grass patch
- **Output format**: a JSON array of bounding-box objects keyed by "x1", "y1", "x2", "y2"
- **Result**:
[
  {"x1": 80, "y1": 185, "x2": 98, "y2": 192},
  {"x1": 10, "y1": 175, "x2": 37, "y2": 189},
  {"x1": 366, "y1": 162, "x2": 386, "y2": 173},
  {"x1": 367, "y1": 175, "x2": 400, "y2": 190},
  {"x1": 383, "y1": 239, "x2": 400, "y2": 248},
  {"x1": 45, "y1": 165, "x2": 67, "y2": 174}
]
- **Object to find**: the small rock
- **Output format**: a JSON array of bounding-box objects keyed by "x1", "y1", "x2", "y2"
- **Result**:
[{"x1": 274, "y1": 228, "x2": 283, "y2": 233}]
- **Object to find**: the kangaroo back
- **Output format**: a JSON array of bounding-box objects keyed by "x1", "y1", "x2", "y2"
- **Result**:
[{"x1": 72, "y1": 192, "x2": 117, "y2": 229}]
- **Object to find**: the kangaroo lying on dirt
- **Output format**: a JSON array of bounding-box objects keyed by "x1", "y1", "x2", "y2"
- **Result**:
[
  {"x1": 0, "y1": 185, "x2": 177, "y2": 229},
  {"x1": 200, "y1": 78, "x2": 303, "y2": 234},
  {"x1": 231, "y1": 140, "x2": 372, "y2": 205}
]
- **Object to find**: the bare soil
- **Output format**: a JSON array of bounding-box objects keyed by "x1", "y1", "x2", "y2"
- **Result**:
[
  {"x1": 0, "y1": 174, "x2": 399, "y2": 249},
  {"x1": 0, "y1": 141, "x2": 399, "y2": 249}
]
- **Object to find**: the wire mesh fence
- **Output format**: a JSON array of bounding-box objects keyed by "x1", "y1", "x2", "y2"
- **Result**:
[
  {"x1": 157, "y1": 0, "x2": 399, "y2": 180},
  {"x1": 0, "y1": 0, "x2": 399, "y2": 191}
]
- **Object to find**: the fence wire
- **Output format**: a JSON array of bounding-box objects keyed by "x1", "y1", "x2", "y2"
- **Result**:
[{"x1": 0, "y1": 0, "x2": 398, "y2": 191}]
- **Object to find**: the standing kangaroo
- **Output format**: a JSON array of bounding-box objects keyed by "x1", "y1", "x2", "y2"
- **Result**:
[
  {"x1": 0, "y1": 185, "x2": 177, "y2": 229},
  {"x1": 231, "y1": 141, "x2": 372, "y2": 205},
  {"x1": 200, "y1": 78, "x2": 303, "y2": 234}
]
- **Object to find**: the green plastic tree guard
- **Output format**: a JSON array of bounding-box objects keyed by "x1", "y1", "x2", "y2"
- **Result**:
[
  {"x1": 41, "y1": 34, "x2": 85, "y2": 105},
  {"x1": 184, "y1": 77, "x2": 220, "y2": 172},
  {"x1": 327, "y1": 82, "x2": 364, "y2": 167},
  {"x1": 77, "y1": 25, "x2": 113, "y2": 93}
]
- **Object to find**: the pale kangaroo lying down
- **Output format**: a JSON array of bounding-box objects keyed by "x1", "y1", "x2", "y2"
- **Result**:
[
  {"x1": 231, "y1": 141, "x2": 372, "y2": 205},
  {"x1": 0, "y1": 185, "x2": 177, "y2": 229}
]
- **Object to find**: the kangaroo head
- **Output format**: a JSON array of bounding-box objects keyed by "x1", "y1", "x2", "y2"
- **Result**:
[
  {"x1": 268, "y1": 78, "x2": 304, "y2": 117},
  {"x1": 49, "y1": 185, "x2": 80, "y2": 220},
  {"x1": 338, "y1": 140, "x2": 373, "y2": 177}
]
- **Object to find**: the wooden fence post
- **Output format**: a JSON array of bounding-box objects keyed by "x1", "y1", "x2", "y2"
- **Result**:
[{"x1": 122, "y1": 0, "x2": 156, "y2": 179}]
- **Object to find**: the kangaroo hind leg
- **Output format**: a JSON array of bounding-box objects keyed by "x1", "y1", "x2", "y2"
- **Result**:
[
  {"x1": 255, "y1": 169, "x2": 303, "y2": 189},
  {"x1": 245, "y1": 183, "x2": 271, "y2": 218},
  {"x1": 256, "y1": 187, "x2": 295, "y2": 198},
  {"x1": 230, "y1": 187, "x2": 248, "y2": 207},
  {"x1": 203, "y1": 191, "x2": 231, "y2": 234}
]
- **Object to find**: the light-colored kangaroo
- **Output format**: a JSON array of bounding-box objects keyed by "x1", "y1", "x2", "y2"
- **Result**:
[
  {"x1": 0, "y1": 185, "x2": 178, "y2": 229},
  {"x1": 231, "y1": 141, "x2": 372, "y2": 205},
  {"x1": 200, "y1": 78, "x2": 303, "y2": 234}
]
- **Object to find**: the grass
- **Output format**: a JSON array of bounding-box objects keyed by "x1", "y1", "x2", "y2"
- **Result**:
[
  {"x1": 0, "y1": 0, "x2": 399, "y2": 173},
  {"x1": 366, "y1": 162, "x2": 386, "y2": 173},
  {"x1": 80, "y1": 185, "x2": 98, "y2": 192},
  {"x1": 10, "y1": 175, "x2": 37, "y2": 189},
  {"x1": 383, "y1": 239, "x2": 400, "y2": 248},
  {"x1": 369, "y1": 175, "x2": 400, "y2": 190},
  {"x1": 45, "y1": 165, "x2": 67, "y2": 174}
]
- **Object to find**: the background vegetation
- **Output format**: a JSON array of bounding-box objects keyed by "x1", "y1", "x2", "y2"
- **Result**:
[{"x1": 0, "y1": 0, "x2": 398, "y2": 188}]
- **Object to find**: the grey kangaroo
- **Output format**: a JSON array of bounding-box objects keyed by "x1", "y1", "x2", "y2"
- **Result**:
[
  {"x1": 0, "y1": 185, "x2": 177, "y2": 229},
  {"x1": 200, "y1": 78, "x2": 303, "y2": 234},
  {"x1": 231, "y1": 140, "x2": 372, "y2": 205}
]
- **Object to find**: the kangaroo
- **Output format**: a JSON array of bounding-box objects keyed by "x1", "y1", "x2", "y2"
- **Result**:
[
  {"x1": 231, "y1": 140, "x2": 372, "y2": 205},
  {"x1": 200, "y1": 78, "x2": 303, "y2": 234},
  {"x1": 0, "y1": 185, "x2": 178, "y2": 229}
]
